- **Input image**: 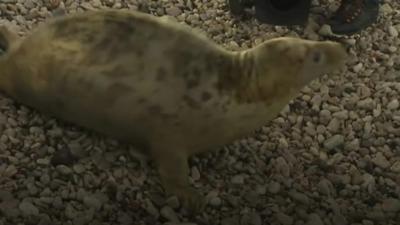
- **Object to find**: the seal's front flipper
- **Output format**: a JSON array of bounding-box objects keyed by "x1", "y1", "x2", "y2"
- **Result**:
[
  {"x1": 151, "y1": 143, "x2": 206, "y2": 213},
  {"x1": 0, "y1": 26, "x2": 19, "y2": 54}
]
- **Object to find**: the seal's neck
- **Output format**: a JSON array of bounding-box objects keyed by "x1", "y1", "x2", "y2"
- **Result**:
[{"x1": 217, "y1": 50, "x2": 263, "y2": 103}]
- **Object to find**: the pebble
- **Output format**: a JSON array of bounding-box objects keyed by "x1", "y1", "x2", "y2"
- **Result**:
[
  {"x1": 56, "y1": 165, "x2": 72, "y2": 175},
  {"x1": 166, "y1": 196, "x2": 180, "y2": 209},
  {"x1": 231, "y1": 174, "x2": 245, "y2": 185},
  {"x1": 23, "y1": 0, "x2": 35, "y2": 9},
  {"x1": 319, "y1": 110, "x2": 331, "y2": 123},
  {"x1": 390, "y1": 161, "x2": 400, "y2": 173},
  {"x1": 362, "y1": 173, "x2": 376, "y2": 193},
  {"x1": 160, "y1": 206, "x2": 179, "y2": 222},
  {"x1": 331, "y1": 213, "x2": 347, "y2": 225},
  {"x1": 83, "y1": 195, "x2": 102, "y2": 210},
  {"x1": 165, "y1": 7, "x2": 182, "y2": 17},
  {"x1": 357, "y1": 98, "x2": 375, "y2": 110},
  {"x1": 164, "y1": 223, "x2": 197, "y2": 225},
  {"x1": 255, "y1": 185, "x2": 267, "y2": 195},
  {"x1": 209, "y1": 196, "x2": 222, "y2": 207},
  {"x1": 221, "y1": 216, "x2": 240, "y2": 225},
  {"x1": 3, "y1": 165, "x2": 17, "y2": 177},
  {"x1": 387, "y1": 99, "x2": 399, "y2": 110},
  {"x1": 19, "y1": 201, "x2": 39, "y2": 216},
  {"x1": 268, "y1": 181, "x2": 281, "y2": 194},
  {"x1": 40, "y1": 174, "x2": 50, "y2": 184},
  {"x1": 276, "y1": 212, "x2": 294, "y2": 225},
  {"x1": 90, "y1": 0, "x2": 102, "y2": 8},
  {"x1": 118, "y1": 212, "x2": 133, "y2": 225},
  {"x1": 327, "y1": 118, "x2": 340, "y2": 133},
  {"x1": 332, "y1": 110, "x2": 348, "y2": 120},
  {"x1": 381, "y1": 198, "x2": 400, "y2": 212},
  {"x1": 353, "y1": 63, "x2": 363, "y2": 73},
  {"x1": 144, "y1": 199, "x2": 159, "y2": 218},
  {"x1": 191, "y1": 166, "x2": 200, "y2": 181},
  {"x1": 52, "y1": 196, "x2": 63, "y2": 209},
  {"x1": 65, "y1": 203, "x2": 77, "y2": 219},
  {"x1": 317, "y1": 179, "x2": 334, "y2": 196},
  {"x1": 240, "y1": 212, "x2": 262, "y2": 225},
  {"x1": 323, "y1": 135, "x2": 344, "y2": 150},
  {"x1": 288, "y1": 191, "x2": 309, "y2": 205},
  {"x1": 388, "y1": 26, "x2": 399, "y2": 37},
  {"x1": 318, "y1": 24, "x2": 333, "y2": 36},
  {"x1": 371, "y1": 152, "x2": 390, "y2": 169},
  {"x1": 0, "y1": 190, "x2": 13, "y2": 201},
  {"x1": 276, "y1": 157, "x2": 290, "y2": 177},
  {"x1": 38, "y1": 214, "x2": 52, "y2": 225},
  {"x1": 306, "y1": 213, "x2": 324, "y2": 225},
  {"x1": 380, "y1": 3, "x2": 393, "y2": 14},
  {"x1": 362, "y1": 220, "x2": 374, "y2": 225},
  {"x1": 36, "y1": 158, "x2": 50, "y2": 165},
  {"x1": 72, "y1": 164, "x2": 85, "y2": 174}
]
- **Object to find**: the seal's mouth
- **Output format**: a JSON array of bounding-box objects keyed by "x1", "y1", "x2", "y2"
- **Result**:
[
  {"x1": 318, "y1": 41, "x2": 348, "y2": 69},
  {"x1": 0, "y1": 33, "x2": 9, "y2": 55},
  {"x1": 324, "y1": 36, "x2": 352, "y2": 54}
]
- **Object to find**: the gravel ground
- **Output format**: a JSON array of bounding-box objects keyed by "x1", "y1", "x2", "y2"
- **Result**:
[{"x1": 0, "y1": 0, "x2": 400, "y2": 225}]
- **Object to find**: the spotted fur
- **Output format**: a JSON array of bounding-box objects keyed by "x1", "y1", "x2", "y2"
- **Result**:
[{"x1": 0, "y1": 9, "x2": 347, "y2": 213}]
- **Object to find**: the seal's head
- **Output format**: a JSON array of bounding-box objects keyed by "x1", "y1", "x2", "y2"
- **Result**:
[{"x1": 245, "y1": 37, "x2": 347, "y2": 103}]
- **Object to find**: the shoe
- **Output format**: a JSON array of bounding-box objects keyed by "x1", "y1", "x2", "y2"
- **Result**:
[
  {"x1": 254, "y1": 0, "x2": 312, "y2": 26},
  {"x1": 228, "y1": 0, "x2": 254, "y2": 16},
  {"x1": 329, "y1": 0, "x2": 380, "y2": 35}
]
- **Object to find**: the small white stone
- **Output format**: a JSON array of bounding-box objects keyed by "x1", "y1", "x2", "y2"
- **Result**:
[
  {"x1": 387, "y1": 99, "x2": 399, "y2": 110},
  {"x1": 36, "y1": 158, "x2": 50, "y2": 165},
  {"x1": 388, "y1": 26, "x2": 398, "y2": 37},
  {"x1": 353, "y1": 63, "x2": 363, "y2": 73},
  {"x1": 318, "y1": 24, "x2": 333, "y2": 36},
  {"x1": 371, "y1": 152, "x2": 390, "y2": 169},
  {"x1": 390, "y1": 161, "x2": 400, "y2": 173},
  {"x1": 324, "y1": 135, "x2": 344, "y2": 150},
  {"x1": 209, "y1": 196, "x2": 222, "y2": 207},
  {"x1": 165, "y1": 7, "x2": 182, "y2": 17}
]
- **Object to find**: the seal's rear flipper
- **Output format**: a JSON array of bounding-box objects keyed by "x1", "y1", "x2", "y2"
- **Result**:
[{"x1": 0, "y1": 26, "x2": 19, "y2": 54}]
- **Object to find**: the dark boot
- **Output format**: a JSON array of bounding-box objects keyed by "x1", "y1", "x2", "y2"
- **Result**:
[
  {"x1": 228, "y1": 0, "x2": 254, "y2": 16},
  {"x1": 329, "y1": 0, "x2": 380, "y2": 35},
  {"x1": 254, "y1": 0, "x2": 311, "y2": 26}
]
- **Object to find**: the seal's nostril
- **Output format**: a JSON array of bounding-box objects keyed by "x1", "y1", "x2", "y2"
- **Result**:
[
  {"x1": 339, "y1": 42, "x2": 352, "y2": 54},
  {"x1": 312, "y1": 51, "x2": 322, "y2": 63},
  {"x1": 323, "y1": 36, "x2": 351, "y2": 54}
]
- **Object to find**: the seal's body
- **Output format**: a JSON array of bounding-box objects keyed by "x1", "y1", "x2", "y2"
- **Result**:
[{"x1": 0, "y1": 9, "x2": 347, "y2": 212}]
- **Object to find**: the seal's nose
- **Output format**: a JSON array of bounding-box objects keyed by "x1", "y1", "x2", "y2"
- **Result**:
[
  {"x1": 340, "y1": 41, "x2": 352, "y2": 54},
  {"x1": 324, "y1": 36, "x2": 352, "y2": 54}
]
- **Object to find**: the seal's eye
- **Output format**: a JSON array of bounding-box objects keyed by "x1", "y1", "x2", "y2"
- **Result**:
[{"x1": 312, "y1": 51, "x2": 323, "y2": 64}]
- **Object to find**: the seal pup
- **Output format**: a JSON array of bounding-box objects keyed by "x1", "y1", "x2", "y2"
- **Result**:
[{"x1": 0, "y1": 9, "x2": 347, "y2": 212}]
